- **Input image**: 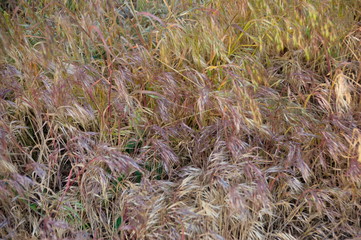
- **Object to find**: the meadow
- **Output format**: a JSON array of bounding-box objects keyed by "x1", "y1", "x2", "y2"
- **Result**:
[{"x1": 0, "y1": 0, "x2": 360, "y2": 239}]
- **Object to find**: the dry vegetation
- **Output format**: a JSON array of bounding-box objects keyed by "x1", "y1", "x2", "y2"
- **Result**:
[{"x1": 0, "y1": 0, "x2": 360, "y2": 239}]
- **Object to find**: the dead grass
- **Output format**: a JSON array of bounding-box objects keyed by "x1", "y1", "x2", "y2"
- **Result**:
[{"x1": 0, "y1": 0, "x2": 360, "y2": 239}]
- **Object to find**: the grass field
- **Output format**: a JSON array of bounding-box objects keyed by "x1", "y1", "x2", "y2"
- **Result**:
[{"x1": 0, "y1": 0, "x2": 360, "y2": 239}]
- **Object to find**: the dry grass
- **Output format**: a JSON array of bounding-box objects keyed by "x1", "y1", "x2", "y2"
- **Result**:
[{"x1": 0, "y1": 0, "x2": 360, "y2": 239}]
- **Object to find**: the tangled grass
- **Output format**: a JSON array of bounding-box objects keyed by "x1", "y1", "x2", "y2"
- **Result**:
[{"x1": 0, "y1": 0, "x2": 360, "y2": 239}]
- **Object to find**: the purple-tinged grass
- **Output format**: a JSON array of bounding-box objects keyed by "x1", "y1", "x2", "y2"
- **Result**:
[{"x1": 0, "y1": 0, "x2": 360, "y2": 239}]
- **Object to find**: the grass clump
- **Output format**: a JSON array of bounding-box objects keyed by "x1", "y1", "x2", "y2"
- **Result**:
[{"x1": 0, "y1": 0, "x2": 360, "y2": 239}]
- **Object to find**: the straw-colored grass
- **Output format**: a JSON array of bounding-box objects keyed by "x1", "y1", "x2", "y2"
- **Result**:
[{"x1": 0, "y1": 0, "x2": 360, "y2": 239}]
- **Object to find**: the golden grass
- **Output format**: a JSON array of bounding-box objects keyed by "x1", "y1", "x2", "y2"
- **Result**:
[{"x1": 0, "y1": 0, "x2": 360, "y2": 239}]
